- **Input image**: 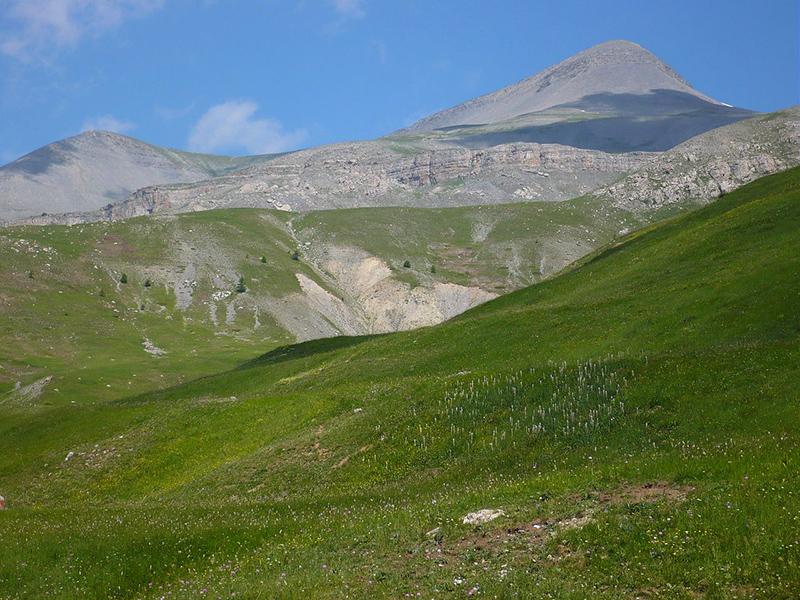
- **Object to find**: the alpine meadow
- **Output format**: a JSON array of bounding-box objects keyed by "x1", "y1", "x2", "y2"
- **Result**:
[{"x1": 0, "y1": 4, "x2": 798, "y2": 599}]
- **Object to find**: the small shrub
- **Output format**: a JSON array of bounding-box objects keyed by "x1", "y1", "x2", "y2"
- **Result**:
[
  {"x1": 235, "y1": 276, "x2": 247, "y2": 293},
  {"x1": 27, "y1": 270, "x2": 34, "y2": 279},
  {"x1": 120, "y1": 273, "x2": 128, "y2": 284},
  {"x1": 291, "y1": 250, "x2": 300, "y2": 261},
  {"x1": 403, "y1": 260, "x2": 411, "y2": 268},
  {"x1": 260, "y1": 256, "x2": 267, "y2": 263},
  {"x1": 99, "y1": 289, "x2": 105, "y2": 298},
  {"x1": 430, "y1": 265, "x2": 436, "y2": 274},
  {"x1": 144, "y1": 278, "x2": 152, "y2": 288}
]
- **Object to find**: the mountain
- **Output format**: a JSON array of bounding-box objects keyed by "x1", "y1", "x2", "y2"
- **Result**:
[
  {"x1": 2, "y1": 167, "x2": 798, "y2": 597},
  {"x1": 0, "y1": 130, "x2": 268, "y2": 222},
  {"x1": 18, "y1": 107, "x2": 794, "y2": 227},
  {"x1": 3, "y1": 114, "x2": 795, "y2": 411},
  {"x1": 0, "y1": 40, "x2": 771, "y2": 227},
  {"x1": 408, "y1": 40, "x2": 722, "y2": 128},
  {"x1": 405, "y1": 40, "x2": 754, "y2": 152}
]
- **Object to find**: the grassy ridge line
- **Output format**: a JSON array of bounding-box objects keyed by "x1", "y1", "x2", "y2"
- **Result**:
[{"x1": 0, "y1": 168, "x2": 797, "y2": 597}]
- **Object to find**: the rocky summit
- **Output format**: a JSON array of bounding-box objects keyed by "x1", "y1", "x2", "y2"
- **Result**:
[{"x1": 407, "y1": 40, "x2": 732, "y2": 130}]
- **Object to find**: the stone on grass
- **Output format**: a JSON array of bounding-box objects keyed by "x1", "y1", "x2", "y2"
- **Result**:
[{"x1": 462, "y1": 508, "x2": 505, "y2": 525}]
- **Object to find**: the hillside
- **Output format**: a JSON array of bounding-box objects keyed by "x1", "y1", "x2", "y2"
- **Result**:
[
  {"x1": 0, "y1": 195, "x2": 639, "y2": 407},
  {"x1": 1, "y1": 167, "x2": 798, "y2": 598},
  {"x1": 0, "y1": 131, "x2": 269, "y2": 222}
]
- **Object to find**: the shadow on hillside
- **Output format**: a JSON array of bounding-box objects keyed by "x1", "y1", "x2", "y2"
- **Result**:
[
  {"x1": 452, "y1": 90, "x2": 754, "y2": 152},
  {"x1": 239, "y1": 333, "x2": 380, "y2": 370}
]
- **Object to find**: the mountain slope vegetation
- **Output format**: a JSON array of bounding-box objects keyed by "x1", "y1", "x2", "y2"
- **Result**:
[
  {"x1": 1, "y1": 168, "x2": 798, "y2": 598},
  {"x1": 0, "y1": 195, "x2": 639, "y2": 407}
]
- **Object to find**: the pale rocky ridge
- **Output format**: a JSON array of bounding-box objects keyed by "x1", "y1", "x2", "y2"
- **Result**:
[
  {"x1": 13, "y1": 109, "x2": 798, "y2": 228},
  {"x1": 88, "y1": 140, "x2": 652, "y2": 222},
  {"x1": 1, "y1": 40, "x2": 763, "y2": 226},
  {"x1": 596, "y1": 107, "x2": 800, "y2": 211}
]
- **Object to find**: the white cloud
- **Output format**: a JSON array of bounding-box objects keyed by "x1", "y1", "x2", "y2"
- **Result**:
[
  {"x1": 82, "y1": 115, "x2": 136, "y2": 134},
  {"x1": 1, "y1": 0, "x2": 164, "y2": 58},
  {"x1": 331, "y1": 0, "x2": 365, "y2": 19},
  {"x1": 188, "y1": 100, "x2": 307, "y2": 156}
]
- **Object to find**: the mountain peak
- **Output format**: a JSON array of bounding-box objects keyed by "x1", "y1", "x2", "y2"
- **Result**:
[
  {"x1": 585, "y1": 39, "x2": 648, "y2": 53},
  {"x1": 562, "y1": 39, "x2": 691, "y2": 86},
  {"x1": 407, "y1": 40, "x2": 721, "y2": 132},
  {"x1": 578, "y1": 39, "x2": 665, "y2": 67},
  {"x1": 69, "y1": 130, "x2": 140, "y2": 144}
]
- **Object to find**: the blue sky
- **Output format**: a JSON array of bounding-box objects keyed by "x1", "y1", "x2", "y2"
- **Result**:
[{"x1": 0, "y1": 0, "x2": 798, "y2": 162}]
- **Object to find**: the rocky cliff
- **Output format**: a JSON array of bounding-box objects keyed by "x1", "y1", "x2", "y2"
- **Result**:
[
  {"x1": 596, "y1": 108, "x2": 800, "y2": 211},
  {"x1": 57, "y1": 140, "x2": 652, "y2": 223}
]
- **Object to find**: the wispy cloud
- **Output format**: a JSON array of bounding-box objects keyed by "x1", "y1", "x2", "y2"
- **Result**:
[
  {"x1": 82, "y1": 114, "x2": 136, "y2": 134},
  {"x1": 331, "y1": 0, "x2": 365, "y2": 19},
  {"x1": 188, "y1": 100, "x2": 307, "y2": 156},
  {"x1": 323, "y1": 0, "x2": 365, "y2": 32},
  {"x1": 0, "y1": 0, "x2": 164, "y2": 59}
]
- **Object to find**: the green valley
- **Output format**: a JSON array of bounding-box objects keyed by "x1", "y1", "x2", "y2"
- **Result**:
[
  {"x1": 1, "y1": 167, "x2": 798, "y2": 598},
  {"x1": 0, "y1": 195, "x2": 640, "y2": 408}
]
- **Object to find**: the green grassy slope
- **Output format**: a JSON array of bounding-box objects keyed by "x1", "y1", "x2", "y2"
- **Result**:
[
  {"x1": 0, "y1": 210, "x2": 302, "y2": 406},
  {"x1": 1, "y1": 168, "x2": 798, "y2": 598},
  {"x1": 293, "y1": 195, "x2": 635, "y2": 292},
  {"x1": 0, "y1": 197, "x2": 637, "y2": 408}
]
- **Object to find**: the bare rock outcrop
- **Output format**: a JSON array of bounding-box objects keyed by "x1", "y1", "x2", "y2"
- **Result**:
[
  {"x1": 596, "y1": 108, "x2": 800, "y2": 211},
  {"x1": 84, "y1": 140, "x2": 652, "y2": 222},
  {"x1": 266, "y1": 248, "x2": 496, "y2": 341}
]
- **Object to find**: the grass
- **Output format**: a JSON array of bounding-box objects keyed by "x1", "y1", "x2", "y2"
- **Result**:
[
  {"x1": 0, "y1": 168, "x2": 798, "y2": 597},
  {"x1": 0, "y1": 196, "x2": 639, "y2": 410},
  {"x1": 293, "y1": 195, "x2": 637, "y2": 291}
]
